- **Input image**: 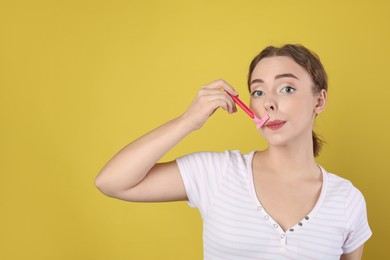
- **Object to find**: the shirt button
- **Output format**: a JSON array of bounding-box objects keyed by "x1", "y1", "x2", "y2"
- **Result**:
[
  {"x1": 281, "y1": 234, "x2": 286, "y2": 239},
  {"x1": 257, "y1": 206, "x2": 262, "y2": 211},
  {"x1": 273, "y1": 224, "x2": 278, "y2": 228},
  {"x1": 264, "y1": 215, "x2": 269, "y2": 220}
]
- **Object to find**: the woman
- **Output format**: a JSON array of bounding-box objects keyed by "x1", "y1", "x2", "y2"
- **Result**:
[{"x1": 95, "y1": 44, "x2": 371, "y2": 259}]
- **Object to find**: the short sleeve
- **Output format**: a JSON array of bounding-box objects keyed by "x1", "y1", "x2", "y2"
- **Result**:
[
  {"x1": 342, "y1": 186, "x2": 372, "y2": 254},
  {"x1": 176, "y1": 151, "x2": 230, "y2": 218}
]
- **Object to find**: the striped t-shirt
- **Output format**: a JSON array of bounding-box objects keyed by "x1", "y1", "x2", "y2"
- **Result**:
[{"x1": 176, "y1": 150, "x2": 372, "y2": 260}]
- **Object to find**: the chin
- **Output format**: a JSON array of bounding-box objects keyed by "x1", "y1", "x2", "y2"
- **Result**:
[{"x1": 261, "y1": 135, "x2": 289, "y2": 147}]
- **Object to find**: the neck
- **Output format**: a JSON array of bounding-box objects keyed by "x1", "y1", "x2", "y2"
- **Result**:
[{"x1": 259, "y1": 138, "x2": 319, "y2": 179}]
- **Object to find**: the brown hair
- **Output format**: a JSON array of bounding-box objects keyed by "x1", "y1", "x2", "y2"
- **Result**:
[{"x1": 248, "y1": 44, "x2": 328, "y2": 157}]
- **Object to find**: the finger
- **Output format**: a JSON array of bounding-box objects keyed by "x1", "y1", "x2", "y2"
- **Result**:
[
  {"x1": 196, "y1": 91, "x2": 234, "y2": 114},
  {"x1": 212, "y1": 98, "x2": 229, "y2": 113},
  {"x1": 212, "y1": 92, "x2": 236, "y2": 114},
  {"x1": 198, "y1": 82, "x2": 237, "y2": 114},
  {"x1": 214, "y1": 95, "x2": 236, "y2": 114},
  {"x1": 202, "y1": 79, "x2": 238, "y2": 96},
  {"x1": 217, "y1": 88, "x2": 238, "y2": 114}
]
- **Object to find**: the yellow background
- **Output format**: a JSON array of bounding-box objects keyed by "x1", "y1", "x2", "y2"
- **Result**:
[{"x1": 1, "y1": 0, "x2": 388, "y2": 259}]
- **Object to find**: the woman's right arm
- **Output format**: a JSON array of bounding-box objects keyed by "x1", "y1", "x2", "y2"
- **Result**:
[{"x1": 94, "y1": 80, "x2": 237, "y2": 202}]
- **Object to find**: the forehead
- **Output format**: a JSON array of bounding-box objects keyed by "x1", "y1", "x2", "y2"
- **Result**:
[{"x1": 251, "y1": 56, "x2": 310, "y2": 81}]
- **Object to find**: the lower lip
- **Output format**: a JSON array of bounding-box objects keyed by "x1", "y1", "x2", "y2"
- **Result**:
[{"x1": 266, "y1": 122, "x2": 285, "y2": 130}]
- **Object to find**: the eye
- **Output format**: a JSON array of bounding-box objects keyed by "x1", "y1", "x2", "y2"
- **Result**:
[
  {"x1": 280, "y1": 86, "x2": 296, "y2": 94},
  {"x1": 251, "y1": 90, "x2": 264, "y2": 97}
]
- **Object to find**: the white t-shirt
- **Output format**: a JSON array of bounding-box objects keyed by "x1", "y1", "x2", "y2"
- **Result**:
[{"x1": 176, "y1": 150, "x2": 372, "y2": 260}]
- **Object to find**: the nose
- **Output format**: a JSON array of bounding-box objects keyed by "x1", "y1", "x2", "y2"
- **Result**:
[{"x1": 264, "y1": 95, "x2": 277, "y2": 112}]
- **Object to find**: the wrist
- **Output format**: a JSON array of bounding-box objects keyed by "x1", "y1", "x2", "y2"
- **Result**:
[{"x1": 176, "y1": 112, "x2": 201, "y2": 132}]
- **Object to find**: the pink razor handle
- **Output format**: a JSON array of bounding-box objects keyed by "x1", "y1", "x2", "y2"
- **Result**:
[{"x1": 230, "y1": 94, "x2": 270, "y2": 129}]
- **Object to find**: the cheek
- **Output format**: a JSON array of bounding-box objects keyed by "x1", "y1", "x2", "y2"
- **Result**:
[
  {"x1": 290, "y1": 99, "x2": 317, "y2": 122},
  {"x1": 277, "y1": 98, "x2": 301, "y2": 113},
  {"x1": 249, "y1": 100, "x2": 262, "y2": 114}
]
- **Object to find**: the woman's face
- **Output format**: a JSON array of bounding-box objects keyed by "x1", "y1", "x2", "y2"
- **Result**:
[{"x1": 249, "y1": 56, "x2": 326, "y2": 147}]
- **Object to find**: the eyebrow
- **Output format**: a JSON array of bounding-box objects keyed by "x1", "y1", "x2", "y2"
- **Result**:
[{"x1": 250, "y1": 73, "x2": 299, "y2": 86}]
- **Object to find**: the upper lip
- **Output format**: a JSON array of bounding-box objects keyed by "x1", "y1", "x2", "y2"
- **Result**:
[{"x1": 265, "y1": 120, "x2": 286, "y2": 126}]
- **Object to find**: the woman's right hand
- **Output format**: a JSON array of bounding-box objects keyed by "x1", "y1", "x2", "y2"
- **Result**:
[
  {"x1": 95, "y1": 79, "x2": 238, "y2": 202},
  {"x1": 180, "y1": 79, "x2": 238, "y2": 131}
]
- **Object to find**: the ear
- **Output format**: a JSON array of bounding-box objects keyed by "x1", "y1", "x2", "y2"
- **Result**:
[{"x1": 314, "y1": 89, "x2": 327, "y2": 114}]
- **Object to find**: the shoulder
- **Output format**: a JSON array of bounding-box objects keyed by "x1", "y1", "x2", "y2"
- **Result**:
[
  {"x1": 322, "y1": 167, "x2": 367, "y2": 211},
  {"x1": 321, "y1": 169, "x2": 373, "y2": 253},
  {"x1": 226, "y1": 150, "x2": 256, "y2": 166},
  {"x1": 176, "y1": 150, "x2": 256, "y2": 178},
  {"x1": 176, "y1": 150, "x2": 255, "y2": 165},
  {"x1": 324, "y1": 168, "x2": 360, "y2": 194}
]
